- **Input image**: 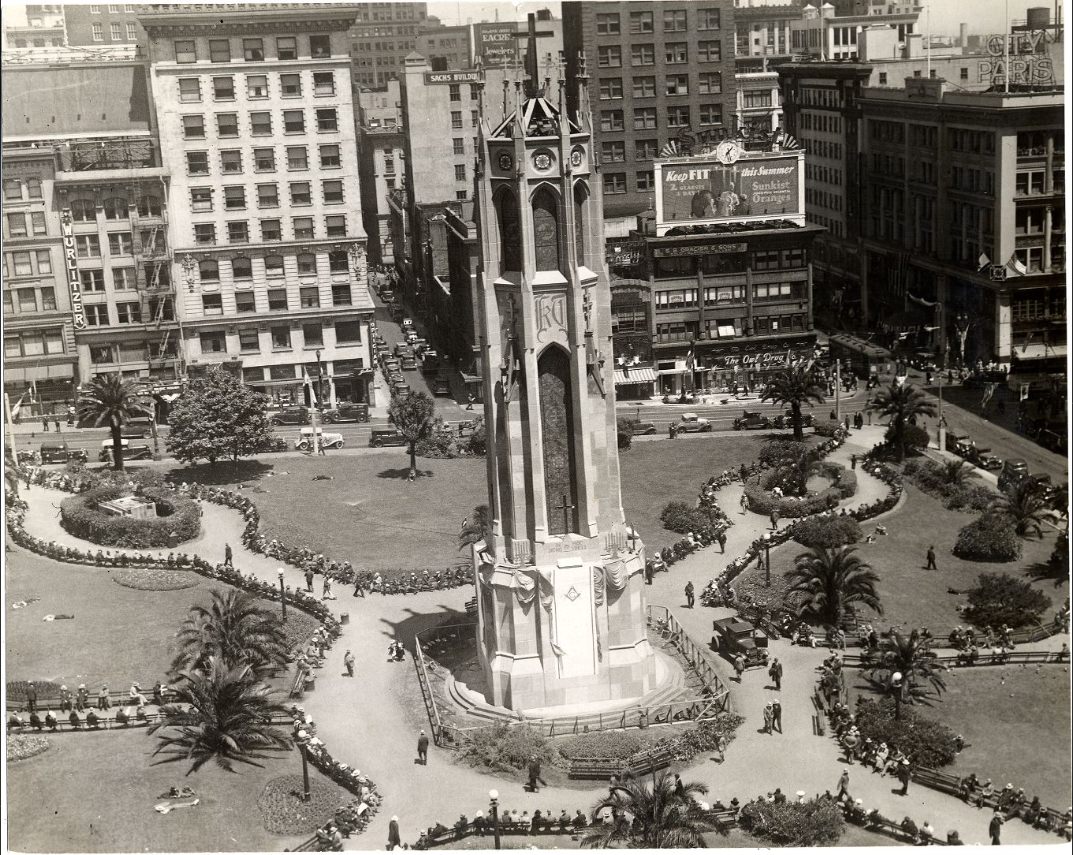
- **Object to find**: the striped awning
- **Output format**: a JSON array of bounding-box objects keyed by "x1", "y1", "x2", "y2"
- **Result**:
[{"x1": 613, "y1": 367, "x2": 657, "y2": 385}]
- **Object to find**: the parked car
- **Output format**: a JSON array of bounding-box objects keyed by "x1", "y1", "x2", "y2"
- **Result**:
[
  {"x1": 401, "y1": 318, "x2": 414, "y2": 331},
  {"x1": 431, "y1": 376, "x2": 452, "y2": 396},
  {"x1": 392, "y1": 381, "x2": 411, "y2": 398},
  {"x1": 379, "y1": 289, "x2": 395, "y2": 303},
  {"x1": 120, "y1": 417, "x2": 154, "y2": 439},
  {"x1": 394, "y1": 343, "x2": 414, "y2": 358},
  {"x1": 773, "y1": 411, "x2": 815, "y2": 430},
  {"x1": 40, "y1": 442, "x2": 88, "y2": 464},
  {"x1": 369, "y1": 428, "x2": 408, "y2": 448},
  {"x1": 269, "y1": 407, "x2": 309, "y2": 426},
  {"x1": 733, "y1": 411, "x2": 773, "y2": 431},
  {"x1": 623, "y1": 419, "x2": 657, "y2": 436},
  {"x1": 678, "y1": 412, "x2": 713, "y2": 433},
  {"x1": 321, "y1": 403, "x2": 369, "y2": 424},
  {"x1": 99, "y1": 439, "x2": 151, "y2": 463},
  {"x1": 294, "y1": 428, "x2": 344, "y2": 451},
  {"x1": 998, "y1": 459, "x2": 1029, "y2": 492},
  {"x1": 711, "y1": 617, "x2": 769, "y2": 667},
  {"x1": 401, "y1": 355, "x2": 418, "y2": 371}
]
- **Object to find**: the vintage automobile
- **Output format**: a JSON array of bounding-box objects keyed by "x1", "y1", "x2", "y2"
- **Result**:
[
  {"x1": 120, "y1": 417, "x2": 154, "y2": 439},
  {"x1": 623, "y1": 419, "x2": 657, "y2": 436},
  {"x1": 294, "y1": 428, "x2": 344, "y2": 452},
  {"x1": 733, "y1": 410, "x2": 773, "y2": 431},
  {"x1": 773, "y1": 411, "x2": 815, "y2": 430},
  {"x1": 400, "y1": 354, "x2": 418, "y2": 371},
  {"x1": 711, "y1": 617, "x2": 769, "y2": 667},
  {"x1": 430, "y1": 376, "x2": 452, "y2": 396},
  {"x1": 321, "y1": 403, "x2": 369, "y2": 424},
  {"x1": 678, "y1": 412, "x2": 713, "y2": 433},
  {"x1": 40, "y1": 442, "x2": 88, "y2": 464},
  {"x1": 369, "y1": 428, "x2": 408, "y2": 448},
  {"x1": 99, "y1": 439, "x2": 152, "y2": 463},
  {"x1": 269, "y1": 407, "x2": 310, "y2": 426}
]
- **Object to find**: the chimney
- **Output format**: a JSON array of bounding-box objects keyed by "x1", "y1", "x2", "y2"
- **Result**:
[{"x1": 959, "y1": 23, "x2": 968, "y2": 48}]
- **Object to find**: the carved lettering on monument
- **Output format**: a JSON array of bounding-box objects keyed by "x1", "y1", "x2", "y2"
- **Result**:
[{"x1": 535, "y1": 292, "x2": 566, "y2": 344}]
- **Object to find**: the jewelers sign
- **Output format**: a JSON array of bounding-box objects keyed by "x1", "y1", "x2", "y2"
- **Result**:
[{"x1": 60, "y1": 209, "x2": 88, "y2": 330}]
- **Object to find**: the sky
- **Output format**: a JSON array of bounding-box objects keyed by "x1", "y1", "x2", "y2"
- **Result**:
[{"x1": 430, "y1": 0, "x2": 1064, "y2": 36}]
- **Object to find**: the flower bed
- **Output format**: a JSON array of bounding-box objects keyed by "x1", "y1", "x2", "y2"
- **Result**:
[
  {"x1": 7, "y1": 734, "x2": 51, "y2": 762},
  {"x1": 111, "y1": 568, "x2": 201, "y2": 591},
  {"x1": 59, "y1": 485, "x2": 200, "y2": 548},
  {"x1": 744, "y1": 462, "x2": 856, "y2": 519},
  {"x1": 852, "y1": 698, "x2": 959, "y2": 769}
]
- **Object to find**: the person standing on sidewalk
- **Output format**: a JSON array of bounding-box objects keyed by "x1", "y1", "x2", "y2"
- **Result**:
[
  {"x1": 304, "y1": 566, "x2": 315, "y2": 593},
  {"x1": 772, "y1": 698, "x2": 783, "y2": 733},
  {"x1": 684, "y1": 580, "x2": 695, "y2": 608},
  {"x1": 343, "y1": 650, "x2": 355, "y2": 677},
  {"x1": 988, "y1": 812, "x2": 1003, "y2": 845},
  {"x1": 717, "y1": 528, "x2": 727, "y2": 553},
  {"x1": 769, "y1": 657, "x2": 783, "y2": 690},
  {"x1": 770, "y1": 509, "x2": 779, "y2": 530},
  {"x1": 762, "y1": 702, "x2": 774, "y2": 734},
  {"x1": 224, "y1": 543, "x2": 233, "y2": 567},
  {"x1": 417, "y1": 729, "x2": 429, "y2": 765},
  {"x1": 926, "y1": 546, "x2": 938, "y2": 571},
  {"x1": 837, "y1": 770, "x2": 851, "y2": 801},
  {"x1": 740, "y1": 492, "x2": 749, "y2": 515},
  {"x1": 898, "y1": 759, "x2": 912, "y2": 796},
  {"x1": 733, "y1": 653, "x2": 746, "y2": 683}
]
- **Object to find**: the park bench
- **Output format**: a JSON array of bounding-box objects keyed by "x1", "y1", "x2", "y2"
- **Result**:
[
  {"x1": 911, "y1": 767, "x2": 963, "y2": 797},
  {"x1": 465, "y1": 597, "x2": 477, "y2": 618},
  {"x1": 567, "y1": 745, "x2": 673, "y2": 780}
]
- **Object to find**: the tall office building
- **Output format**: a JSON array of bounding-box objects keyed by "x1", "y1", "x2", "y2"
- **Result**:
[
  {"x1": 349, "y1": 1, "x2": 428, "y2": 88},
  {"x1": 4, "y1": 4, "x2": 65, "y2": 50},
  {"x1": 139, "y1": 3, "x2": 375, "y2": 408},
  {"x1": 64, "y1": 3, "x2": 145, "y2": 47},
  {"x1": 562, "y1": 1, "x2": 739, "y2": 228}
]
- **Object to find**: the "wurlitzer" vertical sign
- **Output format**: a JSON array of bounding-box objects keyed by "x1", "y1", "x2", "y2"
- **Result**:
[{"x1": 60, "y1": 209, "x2": 88, "y2": 330}]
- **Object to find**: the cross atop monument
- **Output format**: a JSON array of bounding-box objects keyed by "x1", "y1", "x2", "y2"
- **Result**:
[{"x1": 554, "y1": 493, "x2": 576, "y2": 535}]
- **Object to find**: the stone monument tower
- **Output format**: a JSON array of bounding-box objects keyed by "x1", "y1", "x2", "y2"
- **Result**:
[{"x1": 470, "y1": 32, "x2": 657, "y2": 712}]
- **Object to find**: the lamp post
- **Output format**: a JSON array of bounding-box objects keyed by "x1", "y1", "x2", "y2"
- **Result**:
[
  {"x1": 278, "y1": 568, "x2": 287, "y2": 623},
  {"x1": 488, "y1": 790, "x2": 501, "y2": 850},
  {"x1": 935, "y1": 301, "x2": 946, "y2": 453},
  {"x1": 296, "y1": 729, "x2": 311, "y2": 801},
  {"x1": 763, "y1": 532, "x2": 772, "y2": 587}
]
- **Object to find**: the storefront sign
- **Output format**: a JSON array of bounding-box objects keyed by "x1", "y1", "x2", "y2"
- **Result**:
[
  {"x1": 606, "y1": 240, "x2": 646, "y2": 266},
  {"x1": 60, "y1": 210, "x2": 88, "y2": 331},
  {"x1": 424, "y1": 70, "x2": 481, "y2": 85},
  {"x1": 656, "y1": 152, "x2": 801, "y2": 227},
  {"x1": 476, "y1": 23, "x2": 519, "y2": 68},
  {"x1": 978, "y1": 30, "x2": 1055, "y2": 86},
  {"x1": 710, "y1": 349, "x2": 810, "y2": 370},
  {"x1": 669, "y1": 125, "x2": 799, "y2": 158},
  {"x1": 653, "y1": 243, "x2": 747, "y2": 257}
]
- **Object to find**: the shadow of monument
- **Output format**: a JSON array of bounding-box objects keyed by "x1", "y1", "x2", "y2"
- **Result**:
[
  {"x1": 167, "y1": 459, "x2": 274, "y2": 486},
  {"x1": 376, "y1": 467, "x2": 435, "y2": 480},
  {"x1": 377, "y1": 603, "x2": 474, "y2": 650},
  {"x1": 1026, "y1": 559, "x2": 1068, "y2": 587}
]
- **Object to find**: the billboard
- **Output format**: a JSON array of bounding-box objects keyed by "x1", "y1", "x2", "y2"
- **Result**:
[
  {"x1": 476, "y1": 23, "x2": 519, "y2": 68},
  {"x1": 656, "y1": 150, "x2": 802, "y2": 228}
]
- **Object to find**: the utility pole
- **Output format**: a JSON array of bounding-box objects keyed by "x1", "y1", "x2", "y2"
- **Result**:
[{"x1": 834, "y1": 359, "x2": 842, "y2": 420}]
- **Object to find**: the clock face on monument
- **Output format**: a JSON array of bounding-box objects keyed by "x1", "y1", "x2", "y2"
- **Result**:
[
  {"x1": 497, "y1": 152, "x2": 513, "y2": 171},
  {"x1": 533, "y1": 151, "x2": 552, "y2": 171},
  {"x1": 570, "y1": 149, "x2": 583, "y2": 168}
]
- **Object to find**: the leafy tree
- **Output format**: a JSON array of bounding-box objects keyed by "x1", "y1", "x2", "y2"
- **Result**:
[
  {"x1": 964, "y1": 572, "x2": 1051, "y2": 629},
  {"x1": 616, "y1": 418, "x2": 633, "y2": 451},
  {"x1": 863, "y1": 629, "x2": 946, "y2": 719},
  {"x1": 738, "y1": 797, "x2": 845, "y2": 847},
  {"x1": 149, "y1": 658, "x2": 292, "y2": 774},
  {"x1": 388, "y1": 390, "x2": 435, "y2": 481},
  {"x1": 953, "y1": 511, "x2": 1021, "y2": 561},
  {"x1": 580, "y1": 770, "x2": 725, "y2": 849},
  {"x1": 939, "y1": 459, "x2": 978, "y2": 489},
  {"x1": 990, "y1": 480, "x2": 1050, "y2": 538},
  {"x1": 784, "y1": 546, "x2": 882, "y2": 627},
  {"x1": 867, "y1": 382, "x2": 937, "y2": 461},
  {"x1": 76, "y1": 373, "x2": 150, "y2": 471},
  {"x1": 165, "y1": 367, "x2": 273, "y2": 466},
  {"x1": 761, "y1": 364, "x2": 826, "y2": 441},
  {"x1": 171, "y1": 589, "x2": 290, "y2": 679},
  {"x1": 465, "y1": 415, "x2": 487, "y2": 456},
  {"x1": 458, "y1": 504, "x2": 492, "y2": 551}
]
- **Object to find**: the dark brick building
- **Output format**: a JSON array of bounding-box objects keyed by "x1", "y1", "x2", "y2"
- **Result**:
[{"x1": 64, "y1": 3, "x2": 145, "y2": 47}]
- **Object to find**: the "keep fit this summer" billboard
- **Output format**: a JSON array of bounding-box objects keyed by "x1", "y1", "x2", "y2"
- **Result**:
[{"x1": 655, "y1": 152, "x2": 802, "y2": 229}]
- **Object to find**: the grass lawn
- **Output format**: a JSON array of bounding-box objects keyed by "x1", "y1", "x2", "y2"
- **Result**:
[
  {"x1": 5, "y1": 729, "x2": 346, "y2": 852},
  {"x1": 736, "y1": 483, "x2": 1066, "y2": 630},
  {"x1": 4, "y1": 547, "x2": 317, "y2": 690},
  {"x1": 846, "y1": 666, "x2": 1071, "y2": 808}
]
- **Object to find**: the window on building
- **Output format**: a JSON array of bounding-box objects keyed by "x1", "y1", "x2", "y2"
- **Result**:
[
  {"x1": 325, "y1": 215, "x2": 346, "y2": 237},
  {"x1": 85, "y1": 304, "x2": 109, "y2": 326},
  {"x1": 191, "y1": 187, "x2": 213, "y2": 212},
  {"x1": 258, "y1": 219, "x2": 280, "y2": 242},
  {"x1": 601, "y1": 141, "x2": 626, "y2": 163},
  {"x1": 182, "y1": 115, "x2": 205, "y2": 139},
  {"x1": 328, "y1": 250, "x2": 349, "y2": 272},
  {"x1": 290, "y1": 182, "x2": 312, "y2": 206},
  {"x1": 598, "y1": 45, "x2": 621, "y2": 68},
  {"x1": 636, "y1": 170, "x2": 655, "y2": 191},
  {"x1": 194, "y1": 223, "x2": 216, "y2": 245},
  {"x1": 631, "y1": 44, "x2": 655, "y2": 65},
  {"x1": 5, "y1": 213, "x2": 26, "y2": 238},
  {"x1": 243, "y1": 37, "x2": 264, "y2": 61},
  {"x1": 187, "y1": 151, "x2": 209, "y2": 176},
  {"x1": 227, "y1": 222, "x2": 249, "y2": 244},
  {"x1": 310, "y1": 34, "x2": 331, "y2": 58},
  {"x1": 287, "y1": 146, "x2": 309, "y2": 170},
  {"x1": 223, "y1": 186, "x2": 246, "y2": 211},
  {"x1": 322, "y1": 180, "x2": 344, "y2": 204},
  {"x1": 257, "y1": 184, "x2": 279, "y2": 208},
  {"x1": 296, "y1": 286, "x2": 320, "y2": 309},
  {"x1": 217, "y1": 113, "x2": 239, "y2": 137},
  {"x1": 302, "y1": 322, "x2": 323, "y2": 346},
  {"x1": 175, "y1": 39, "x2": 196, "y2": 62},
  {"x1": 665, "y1": 42, "x2": 687, "y2": 64},
  {"x1": 248, "y1": 149, "x2": 274, "y2": 173},
  {"x1": 630, "y1": 10, "x2": 654, "y2": 33},
  {"x1": 245, "y1": 74, "x2": 268, "y2": 99},
  {"x1": 284, "y1": 110, "x2": 305, "y2": 133},
  {"x1": 200, "y1": 330, "x2": 226, "y2": 355},
  {"x1": 126, "y1": 22, "x2": 137, "y2": 40},
  {"x1": 238, "y1": 327, "x2": 259, "y2": 348},
  {"x1": 213, "y1": 76, "x2": 234, "y2": 100},
  {"x1": 603, "y1": 173, "x2": 627, "y2": 195},
  {"x1": 331, "y1": 285, "x2": 353, "y2": 307},
  {"x1": 113, "y1": 268, "x2": 135, "y2": 289},
  {"x1": 68, "y1": 199, "x2": 95, "y2": 221},
  {"x1": 633, "y1": 139, "x2": 658, "y2": 161},
  {"x1": 633, "y1": 107, "x2": 657, "y2": 130},
  {"x1": 698, "y1": 72, "x2": 722, "y2": 94},
  {"x1": 198, "y1": 259, "x2": 219, "y2": 282},
  {"x1": 116, "y1": 301, "x2": 141, "y2": 324},
  {"x1": 293, "y1": 216, "x2": 314, "y2": 239},
  {"x1": 596, "y1": 12, "x2": 620, "y2": 35},
  {"x1": 316, "y1": 108, "x2": 338, "y2": 132},
  {"x1": 277, "y1": 36, "x2": 297, "y2": 60},
  {"x1": 92, "y1": 23, "x2": 104, "y2": 41},
  {"x1": 40, "y1": 288, "x2": 57, "y2": 310},
  {"x1": 297, "y1": 253, "x2": 317, "y2": 275},
  {"x1": 699, "y1": 40, "x2": 722, "y2": 62},
  {"x1": 312, "y1": 71, "x2": 335, "y2": 97},
  {"x1": 600, "y1": 110, "x2": 625, "y2": 132},
  {"x1": 271, "y1": 326, "x2": 291, "y2": 349},
  {"x1": 698, "y1": 8, "x2": 721, "y2": 30},
  {"x1": 108, "y1": 232, "x2": 133, "y2": 255},
  {"x1": 666, "y1": 74, "x2": 689, "y2": 95},
  {"x1": 452, "y1": 137, "x2": 465, "y2": 156},
  {"x1": 109, "y1": 22, "x2": 120, "y2": 40},
  {"x1": 30, "y1": 212, "x2": 47, "y2": 235},
  {"x1": 2, "y1": 179, "x2": 22, "y2": 201},
  {"x1": 319, "y1": 144, "x2": 340, "y2": 168},
  {"x1": 599, "y1": 78, "x2": 623, "y2": 100},
  {"x1": 8, "y1": 252, "x2": 32, "y2": 276},
  {"x1": 629, "y1": 76, "x2": 655, "y2": 98},
  {"x1": 265, "y1": 254, "x2": 284, "y2": 276},
  {"x1": 80, "y1": 270, "x2": 105, "y2": 292},
  {"x1": 209, "y1": 38, "x2": 231, "y2": 63},
  {"x1": 179, "y1": 78, "x2": 201, "y2": 102},
  {"x1": 699, "y1": 103, "x2": 723, "y2": 126},
  {"x1": 268, "y1": 289, "x2": 289, "y2": 311},
  {"x1": 75, "y1": 235, "x2": 101, "y2": 257},
  {"x1": 35, "y1": 250, "x2": 52, "y2": 274},
  {"x1": 667, "y1": 106, "x2": 690, "y2": 128},
  {"x1": 25, "y1": 178, "x2": 41, "y2": 199},
  {"x1": 664, "y1": 9, "x2": 687, "y2": 31},
  {"x1": 215, "y1": 150, "x2": 242, "y2": 176}
]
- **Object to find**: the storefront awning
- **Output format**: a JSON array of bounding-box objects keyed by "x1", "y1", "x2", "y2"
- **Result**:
[
  {"x1": 1014, "y1": 344, "x2": 1067, "y2": 361},
  {"x1": 613, "y1": 367, "x2": 657, "y2": 385}
]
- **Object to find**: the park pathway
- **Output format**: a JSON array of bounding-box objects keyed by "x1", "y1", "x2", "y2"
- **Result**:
[{"x1": 12, "y1": 427, "x2": 1065, "y2": 847}]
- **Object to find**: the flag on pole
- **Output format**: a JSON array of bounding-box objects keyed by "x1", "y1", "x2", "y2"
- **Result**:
[
  {"x1": 1007, "y1": 253, "x2": 1027, "y2": 276},
  {"x1": 977, "y1": 252, "x2": 991, "y2": 272},
  {"x1": 302, "y1": 368, "x2": 317, "y2": 408}
]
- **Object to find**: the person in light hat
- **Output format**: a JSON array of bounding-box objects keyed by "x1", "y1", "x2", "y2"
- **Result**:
[
  {"x1": 796, "y1": 791, "x2": 807, "y2": 804},
  {"x1": 76, "y1": 684, "x2": 89, "y2": 712},
  {"x1": 387, "y1": 815, "x2": 401, "y2": 851},
  {"x1": 989, "y1": 811, "x2": 1004, "y2": 845}
]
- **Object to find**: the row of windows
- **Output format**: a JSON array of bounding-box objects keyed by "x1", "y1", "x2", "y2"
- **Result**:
[
  {"x1": 181, "y1": 108, "x2": 339, "y2": 140},
  {"x1": 3, "y1": 285, "x2": 57, "y2": 315},
  {"x1": 603, "y1": 171, "x2": 655, "y2": 194},
  {"x1": 599, "y1": 104, "x2": 723, "y2": 132},
  {"x1": 186, "y1": 144, "x2": 341, "y2": 177},
  {"x1": 89, "y1": 21, "x2": 138, "y2": 41},
  {"x1": 594, "y1": 40, "x2": 723, "y2": 67},
  {"x1": 199, "y1": 286, "x2": 352, "y2": 317},
  {"x1": 4, "y1": 211, "x2": 49, "y2": 239},
  {"x1": 2, "y1": 177, "x2": 44, "y2": 201},
  {"x1": 49, "y1": 232, "x2": 146, "y2": 259},
  {"x1": 653, "y1": 282, "x2": 801, "y2": 308},
  {"x1": 178, "y1": 71, "x2": 336, "y2": 103},
  {"x1": 190, "y1": 180, "x2": 345, "y2": 213},
  {"x1": 801, "y1": 137, "x2": 842, "y2": 161},
  {"x1": 805, "y1": 162, "x2": 842, "y2": 187},
  {"x1": 192, "y1": 213, "x2": 348, "y2": 245},
  {"x1": 72, "y1": 267, "x2": 140, "y2": 293},
  {"x1": 195, "y1": 251, "x2": 351, "y2": 282},
  {"x1": 597, "y1": 71, "x2": 723, "y2": 97},
  {"x1": 174, "y1": 35, "x2": 331, "y2": 64},
  {"x1": 806, "y1": 187, "x2": 843, "y2": 213},
  {"x1": 656, "y1": 315, "x2": 808, "y2": 341},
  {"x1": 199, "y1": 320, "x2": 360, "y2": 355},
  {"x1": 595, "y1": 8, "x2": 722, "y2": 35},
  {"x1": 4, "y1": 249, "x2": 54, "y2": 279},
  {"x1": 65, "y1": 196, "x2": 164, "y2": 222},
  {"x1": 798, "y1": 112, "x2": 841, "y2": 135},
  {"x1": 3, "y1": 329, "x2": 65, "y2": 358},
  {"x1": 87, "y1": 5, "x2": 137, "y2": 12}
]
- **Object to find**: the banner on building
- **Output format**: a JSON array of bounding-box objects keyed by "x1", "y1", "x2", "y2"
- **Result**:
[
  {"x1": 60, "y1": 210, "x2": 88, "y2": 331},
  {"x1": 475, "y1": 23, "x2": 519, "y2": 68},
  {"x1": 655, "y1": 148, "x2": 802, "y2": 229}
]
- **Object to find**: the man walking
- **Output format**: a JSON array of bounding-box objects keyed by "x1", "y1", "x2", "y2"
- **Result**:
[
  {"x1": 387, "y1": 816, "x2": 401, "y2": 851},
  {"x1": 770, "y1": 509, "x2": 779, "y2": 531},
  {"x1": 527, "y1": 755, "x2": 547, "y2": 792},
  {"x1": 305, "y1": 566, "x2": 315, "y2": 593},
  {"x1": 898, "y1": 759, "x2": 912, "y2": 796},
  {"x1": 644, "y1": 561, "x2": 653, "y2": 585},
  {"x1": 769, "y1": 657, "x2": 783, "y2": 691},
  {"x1": 837, "y1": 770, "x2": 851, "y2": 801},
  {"x1": 762, "y1": 702, "x2": 774, "y2": 734},
  {"x1": 717, "y1": 529, "x2": 727, "y2": 554},
  {"x1": 224, "y1": 543, "x2": 233, "y2": 568},
  {"x1": 25, "y1": 683, "x2": 37, "y2": 713},
  {"x1": 851, "y1": 454, "x2": 857, "y2": 470},
  {"x1": 772, "y1": 698, "x2": 782, "y2": 733},
  {"x1": 988, "y1": 812, "x2": 1003, "y2": 845},
  {"x1": 417, "y1": 729, "x2": 429, "y2": 765},
  {"x1": 740, "y1": 493, "x2": 749, "y2": 515},
  {"x1": 343, "y1": 649, "x2": 355, "y2": 677},
  {"x1": 684, "y1": 581, "x2": 695, "y2": 609},
  {"x1": 926, "y1": 546, "x2": 938, "y2": 571},
  {"x1": 733, "y1": 653, "x2": 745, "y2": 683}
]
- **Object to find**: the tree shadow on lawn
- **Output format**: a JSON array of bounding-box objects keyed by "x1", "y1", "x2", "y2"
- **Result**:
[
  {"x1": 1026, "y1": 559, "x2": 1068, "y2": 587},
  {"x1": 166, "y1": 459, "x2": 274, "y2": 486},
  {"x1": 377, "y1": 467, "x2": 435, "y2": 480}
]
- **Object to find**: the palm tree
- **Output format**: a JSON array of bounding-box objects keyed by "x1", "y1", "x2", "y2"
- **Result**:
[
  {"x1": 990, "y1": 481, "x2": 1049, "y2": 538},
  {"x1": 388, "y1": 390, "x2": 435, "y2": 482},
  {"x1": 863, "y1": 629, "x2": 946, "y2": 720},
  {"x1": 940, "y1": 459, "x2": 978, "y2": 489},
  {"x1": 784, "y1": 546, "x2": 883, "y2": 628},
  {"x1": 172, "y1": 589, "x2": 290, "y2": 679},
  {"x1": 149, "y1": 658, "x2": 292, "y2": 774},
  {"x1": 76, "y1": 373, "x2": 149, "y2": 471},
  {"x1": 458, "y1": 504, "x2": 492, "y2": 551},
  {"x1": 581, "y1": 771, "x2": 725, "y2": 849},
  {"x1": 761, "y1": 364, "x2": 827, "y2": 442},
  {"x1": 866, "y1": 382, "x2": 937, "y2": 461}
]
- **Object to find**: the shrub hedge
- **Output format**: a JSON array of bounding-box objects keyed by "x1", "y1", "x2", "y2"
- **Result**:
[
  {"x1": 660, "y1": 500, "x2": 713, "y2": 535},
  {"x1": 60, "y1": 484, "x2": 200, "y2": 548},
  {"x1": 952, "y1": 512, "x2": 1022, "y2": 562},
  {"x1": 852, "y1": 698, "x2": 958, "y2": 769},
  {"x1": 745, "y1": 462, "x2": 856, "y2": 518},
  {"x1": 902, "y1": 460, "x2": 995, "y2": 512},
  {"x1": 792, "y1": 515, "x2": 862, "y2": 549},
  {"x1": 812, "y1": 420, "x2": 845, "y2": 438},
  {"x1": 739, "y1": 797, "x2": 846, "y2": 847},
  {"x1": 964, "y1": 572, "x2": 1052, "y2": 629},
  {"x1": 456, "y1": 723, "x2": 561, "y2": 773}
]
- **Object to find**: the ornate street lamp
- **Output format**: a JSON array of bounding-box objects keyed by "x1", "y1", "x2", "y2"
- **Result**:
[
  {"x1": 488, "y1": 789, "x2": 501, "y2": 850},
  {"x1": 296, "y1": 729, "x2": 311, "y2": 801},
  {"x1": 278, "y1": 568, "x2": 287, "y2": 623}
]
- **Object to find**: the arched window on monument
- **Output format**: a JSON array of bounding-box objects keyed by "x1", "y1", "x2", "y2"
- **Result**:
[
  {"x1": 532, "y1": 188, "x2": 561, "y2": 273},
  {"x1": 496, "y1": 189, "x2": 522, "y2": 271},
  {"x1": 538, "y1": 345, "x2": 578, "y2": 535},
  {"x1": 573, "y1": 182, "x2": 588, "y2": 266}
]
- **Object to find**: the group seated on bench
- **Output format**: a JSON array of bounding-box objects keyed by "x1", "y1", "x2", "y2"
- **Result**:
[{"x1": 414, "y1": 807, "x2": 590, "y2": 847}]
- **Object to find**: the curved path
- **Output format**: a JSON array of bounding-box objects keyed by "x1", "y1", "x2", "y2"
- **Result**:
[{"x1": 12, "y1": 429, "x2": 1065, "y2": 847}]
